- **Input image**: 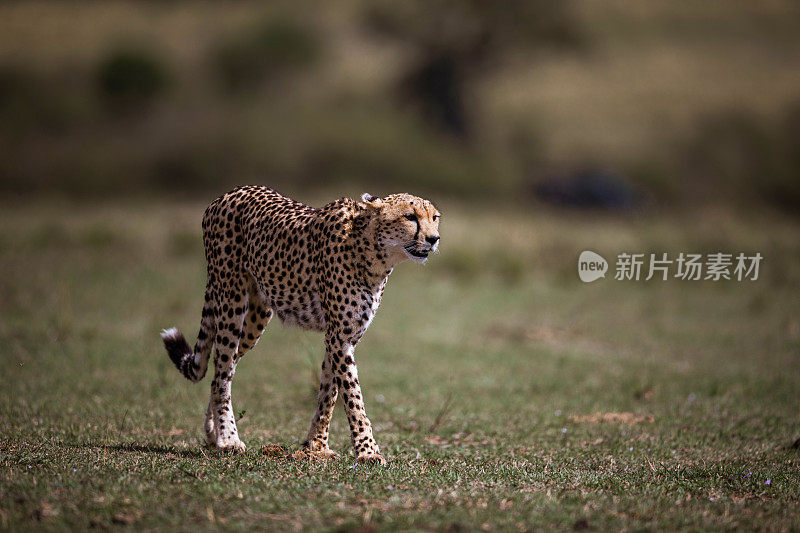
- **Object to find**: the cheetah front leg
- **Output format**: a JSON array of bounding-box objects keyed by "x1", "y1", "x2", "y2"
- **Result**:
[
  {"x1": 303, "y1": 348, "x2": 339, "y2": 458},
  {"x1": 337, "y1": 341, "x2": 385, "y2": 465},
  {"x1": 305, "y1": 326, "x2": 386, "y2": 465}
]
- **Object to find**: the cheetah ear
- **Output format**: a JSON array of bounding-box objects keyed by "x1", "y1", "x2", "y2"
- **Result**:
[{"x1": 360, "y1": 193, "x2": 384, "y2": 209}]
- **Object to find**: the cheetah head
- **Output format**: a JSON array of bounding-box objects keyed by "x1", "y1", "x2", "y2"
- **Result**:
[{"x1": 360, "y1": 192, "x2": 441, "y2": 264}]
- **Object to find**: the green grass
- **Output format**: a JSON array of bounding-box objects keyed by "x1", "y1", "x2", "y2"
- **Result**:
[{"x1": 1, "y1": 198, "x2": 799, "y2": 530}]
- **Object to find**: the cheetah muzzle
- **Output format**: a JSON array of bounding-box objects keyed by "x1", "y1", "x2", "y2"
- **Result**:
[
  {"x1": 161, "y1": 186, "x2": 441, "y2": 465},
  {"x1": 405, "y1": 246, "x2": 430, "y2": 260}
]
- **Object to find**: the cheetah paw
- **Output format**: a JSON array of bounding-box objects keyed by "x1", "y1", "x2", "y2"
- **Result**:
[
  {"x1": 301, "y1": 441, "x2": 338, "y2": 460},
  {"x1": 301, "y1": 439, "x2": 333, "y2": 453},
  {"x1": 217, "y1": 439, "x2": 247, "y2": 454},
  {"x1": 311, "y1": 448, "x2": 338, "y2": 459},
  {"x1": 356, "y1": 453, "x2": 387, "y2": 466}
]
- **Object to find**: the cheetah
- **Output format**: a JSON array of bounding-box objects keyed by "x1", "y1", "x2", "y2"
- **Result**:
[{"x1": 161, "y1": 186, "x2": 440, "y2": 465}]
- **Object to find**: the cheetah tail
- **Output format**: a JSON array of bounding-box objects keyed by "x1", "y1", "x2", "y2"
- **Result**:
[{"x1": 161, "y1": 328, "x2": 206, "y2": 382}]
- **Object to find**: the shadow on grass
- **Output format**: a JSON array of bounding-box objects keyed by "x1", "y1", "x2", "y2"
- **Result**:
[{"x1": 66, "y1": 441, "x2": 206, "y2": 459}]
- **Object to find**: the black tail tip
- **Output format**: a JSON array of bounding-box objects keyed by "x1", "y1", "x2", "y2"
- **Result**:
[{"x1": 161, "y1": 328, "x2": 191, "y2": 368}]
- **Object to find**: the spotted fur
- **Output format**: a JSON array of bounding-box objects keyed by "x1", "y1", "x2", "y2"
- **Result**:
[{"x1": 161, "y1": 186, "x2": 441, "y2": 464}]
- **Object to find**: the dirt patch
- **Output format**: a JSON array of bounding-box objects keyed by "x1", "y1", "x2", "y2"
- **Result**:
[
  {"x1": 569, "y1": 412, "x2": 654, "y2": 425},
  {"x1": 260, "y1": 444, "x2": 288, "y2": 457}
]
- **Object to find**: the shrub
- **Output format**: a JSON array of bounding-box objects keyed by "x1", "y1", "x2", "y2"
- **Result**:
[
  {"x1": 682, "y1": 106, "x2": 800, "y2": 212},
  {"x1": 364, "y1": 0, "x2": 584, "y2": 138},
  {"x1": 97, "y1": 48, "x2": 169, "y2": 103},
  {"x1": 212, "y1": 17, "x2": 320, "y2": 93},
  {"x1": 0, "y1": 65, "x2": 90, "y2": 135}
]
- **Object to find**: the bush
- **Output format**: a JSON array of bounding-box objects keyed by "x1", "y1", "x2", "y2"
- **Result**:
[
  {"x1": 764, "y1": 103, "x2": 800, "y2": 211},
  {"x1": 97, "y1": 48, "x2": 169, "y2": 103},
  {"x1": 212, "y1": 17, "x2": 320, "y2": 93},
  {"x1": 682, "y1": 106, "x2": 800, "y2": 212},
  {"x1": 0, "y1": 65, "x2": 91, "y2": 135},
  {"x1": 364, "y1": 0, "x2": 585, "y2": 138}
]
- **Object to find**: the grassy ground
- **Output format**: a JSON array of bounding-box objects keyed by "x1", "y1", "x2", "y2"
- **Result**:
[{"x1": 1, "y1": 196, "x2": 799, "y2": 530}]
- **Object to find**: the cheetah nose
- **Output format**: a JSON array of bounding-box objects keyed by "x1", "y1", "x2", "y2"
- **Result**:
[{"x1": 426, "y1": 235, "x2": 440, "y2": 246}]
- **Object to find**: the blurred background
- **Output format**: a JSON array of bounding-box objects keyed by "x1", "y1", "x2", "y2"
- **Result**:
[{"x1": 1, "y1": 0, "x2": 799, "y2": 209}]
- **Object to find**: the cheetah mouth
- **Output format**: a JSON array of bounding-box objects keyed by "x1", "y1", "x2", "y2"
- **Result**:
[{"x1": 404, "y1": 246, "x2": 430, "y2": 260}]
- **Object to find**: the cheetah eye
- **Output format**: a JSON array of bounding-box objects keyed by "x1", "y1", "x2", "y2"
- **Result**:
[
  {"x1": 432, "y1": 214, "x2": 440, "y2": 221},
  {"x1": 404, "y1": 214, "x2": 418, "y2": 222}
]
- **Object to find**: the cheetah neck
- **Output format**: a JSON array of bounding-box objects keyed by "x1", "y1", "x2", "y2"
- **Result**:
[{"x1": 352, "y1": 211, "x2": 402, "y2": 286}]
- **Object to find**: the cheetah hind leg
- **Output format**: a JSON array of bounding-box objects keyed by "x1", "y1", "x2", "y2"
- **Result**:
[
  {"x1": 209, "y1": 277, "x2": 271, "y2": 454},
  {"x1": 235, "y1": 278, "x2": 272, "y2": 362},
  {"x1": 203, "y1": 400, "x2": 216, "y2": 447},
  {"x1": 208, "y1": 282, "x2": 249, "y2": 454}
]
